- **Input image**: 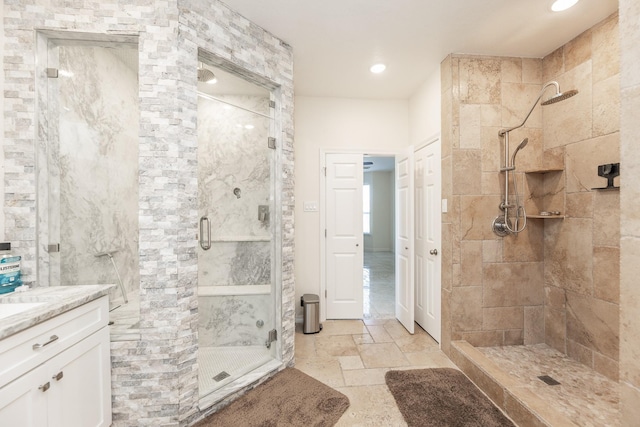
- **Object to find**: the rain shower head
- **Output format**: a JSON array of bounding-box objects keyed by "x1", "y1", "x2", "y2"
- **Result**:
[
  {"x1": 197, "y1": 67, "x2": 217, "y2": 84},
  {"x1": 541, "y1": 89, "x2": 579, "y2": 105},
  {"x1": 499, "y1": 81, "x2": 579, "y2": 135}
]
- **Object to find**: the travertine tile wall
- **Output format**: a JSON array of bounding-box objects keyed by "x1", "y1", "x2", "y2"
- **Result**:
[
  {"x1": 441, "y1": 54, "x2": 546, "y2": 355},
  {"x1": 441, "y1": 12, "x2": 621, "y2": 382},
  {"x1": 3, "y1": 1, "x2": 294, "y2": 426},
  {"x1": 619, "y1": 0, "x2": 640, "y2": 423},
  {"x1": 541, "y1": 13, "x2": 620, "y2": 381}
]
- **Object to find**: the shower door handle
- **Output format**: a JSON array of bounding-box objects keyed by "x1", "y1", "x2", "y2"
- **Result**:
[{"x1": 199, "y1": 216, "x2": 211, "y2": 250}]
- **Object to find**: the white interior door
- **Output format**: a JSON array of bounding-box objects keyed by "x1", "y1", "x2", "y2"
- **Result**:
[
  {"x1": 415, "y1": 140, "x2": 442, "y2": 342},
  {"x1": 414, "y1": 148, "x2": 427, "y2": 328},
  {"x1": 395, "y1": 147, "x2": 414, "y2": 333},
  {"x1": 325, "y1": 153, "x2": 364, "y2": 319}
]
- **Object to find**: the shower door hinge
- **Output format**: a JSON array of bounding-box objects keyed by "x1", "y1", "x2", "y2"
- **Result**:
[
  {"x1": 325, "y1": 290, "x2": 327, "y2": 298},
  {"x1": 46, "y1": 243, "x2": 60, "y2": 253},
  {"x1": 266, "y1": 329, "x2": 277, "y2": 349},
  {"x1": 269, "y1": 100, "x2": 276, "y2": 108},
  {"x1": 46, "y1": 68, "x2": 59, "y2": 78},
  {"x1": 268, "y1": 137, "x2": 276, "y2": 149},
  {"x1": 324, "y1": 229, "x2": 327, "y2": 238},
  {"x1": 323, "y1": 167, "x2": 326, "y2": 176}
]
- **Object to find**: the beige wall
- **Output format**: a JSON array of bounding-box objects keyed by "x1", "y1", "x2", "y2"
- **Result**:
[
  {"x1": 293, "y1": 96, "x2": 409, "y2": 318},
  {"x1": 619, "y1": 0, "x2": 640, "y2": 423},
  {"x1": 441, "y1": 13, "x2": 621, "y2": 382},
  {"x1": 541, "y1": 13, "x2": 620, "y2": 381},
  {"x1": 409, "y1": 66, "x2": 441, "y2": 145}
]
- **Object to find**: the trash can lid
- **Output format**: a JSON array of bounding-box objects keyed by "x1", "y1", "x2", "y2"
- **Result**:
[{"x1": 302, "y1": 293, "x2": 320, "y2": 304}]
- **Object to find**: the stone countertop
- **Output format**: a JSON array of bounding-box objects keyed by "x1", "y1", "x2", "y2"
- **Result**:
[{"x1": 0, "y1": 285, "x2": 113, "y2": 341}]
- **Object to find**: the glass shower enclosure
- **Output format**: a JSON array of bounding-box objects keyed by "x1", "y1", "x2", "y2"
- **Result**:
[
  {"x1": 196, "y1": 62, "x2": 279, "y2": 402},
  {"x1": 36, "y1": 34, "x2": 140, "y2": 316}
]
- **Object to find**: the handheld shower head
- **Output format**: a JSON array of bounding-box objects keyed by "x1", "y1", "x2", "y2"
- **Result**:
[{"x1": 510, "y1": 138, "x2": 528, "y2": 169}]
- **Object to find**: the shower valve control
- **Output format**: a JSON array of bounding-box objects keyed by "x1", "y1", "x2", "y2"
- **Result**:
[{"x1": 258, "y1": 205, "x2": 269, "y2": 222}]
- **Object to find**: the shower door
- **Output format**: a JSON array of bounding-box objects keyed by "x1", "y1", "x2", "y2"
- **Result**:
[{"x1": 196, "y1": 64, "x2": 278, "y2": 400}]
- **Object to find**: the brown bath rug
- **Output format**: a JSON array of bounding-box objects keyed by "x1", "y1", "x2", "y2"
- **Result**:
[
  {"x1": 385, "y1": 368, "x2": 515, "y2": 427},
  {"x1": 194, "y1": 368, "x2": 349, "y2": 427}
]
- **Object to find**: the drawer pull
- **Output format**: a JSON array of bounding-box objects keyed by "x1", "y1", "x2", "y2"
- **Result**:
[
  {"x1": 39, "y1": 382, "x2": 50, "y2": 392},
  {"x1": 32, "y1": 335, "x2": 59, "y2": 350},
  {"x1": 53, "y1": 371, "x2": 64, "y2": 381}
]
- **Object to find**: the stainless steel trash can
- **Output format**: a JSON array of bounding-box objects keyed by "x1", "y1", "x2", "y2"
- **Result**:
[{"x1": 301, "y1": 293, "x2": 321, "y2": 334}]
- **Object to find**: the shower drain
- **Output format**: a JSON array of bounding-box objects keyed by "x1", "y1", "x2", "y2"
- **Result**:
[
  {"x1": 213, "y1": 371, "x2": 231, "y2": 382},
  {"x1": 538, "y1": 375, "x2": 561, "y2": 386}
]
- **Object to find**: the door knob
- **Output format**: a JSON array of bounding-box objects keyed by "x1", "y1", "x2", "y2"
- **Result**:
[{"x1": 430, "y1": 249, "x2": 438, "y2": 255}]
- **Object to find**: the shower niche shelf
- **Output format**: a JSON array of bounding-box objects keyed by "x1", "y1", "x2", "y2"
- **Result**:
[
  {"x1": 523, "y1": 168, "x2": 565, "y2": 220},
  {"x1": 523, "y1": 167, "x2": 564, "y2": 174}
]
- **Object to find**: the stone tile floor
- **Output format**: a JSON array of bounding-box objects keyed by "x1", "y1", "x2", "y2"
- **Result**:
[
  {"x1": 479, "y1": 344, "x2": 620, "y2": 427},
  {"x1": 363, "y1": 251, "x2": 395, "y2": 319},
  {"x1": 295, "y1": 319, "x2": 454, "y2": 426}
]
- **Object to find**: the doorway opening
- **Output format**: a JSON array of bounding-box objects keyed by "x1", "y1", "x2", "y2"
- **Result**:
[
  {"x1": 363, "y1": 156, "x2": 396, "y2": 319},
  {"x1": 322, "y1": 140, "x2": 441, "y2": 339}
]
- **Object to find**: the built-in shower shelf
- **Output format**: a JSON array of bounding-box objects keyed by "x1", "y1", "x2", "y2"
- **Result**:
[
  {"x1": 524, "y1": 167, "x2": 563, "y2": 174},
  {"x1": 526, "y1": 215, "x2": 565, "y2": 219}
]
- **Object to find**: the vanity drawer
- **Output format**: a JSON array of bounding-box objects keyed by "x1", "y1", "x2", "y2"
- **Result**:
[{"x1": 0, "y1": 296, "x2": 108, "y2": 387}]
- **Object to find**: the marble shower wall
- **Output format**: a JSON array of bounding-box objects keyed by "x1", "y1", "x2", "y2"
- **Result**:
[
  {"x1": 440, "y1": 53, "x2": 546, "y2": 355},
  {"x1": 45, "y1": 45, "x2": 139, "y2": 303},
  {"x1": 197, "y1": 94, "x2": 273, "y2": 347},
  {"x1": 198, "y1": 294, "x2": 272, "y2": 347},
  {"x1": 441, "y1": 12, "x2": 620, "y2": 382},
  {"x1": 197, "y1": 95, "x2": 271, "y2": 240},
  {"x1": 542, "y1": 12, "x2": 620, "y2": 381}
]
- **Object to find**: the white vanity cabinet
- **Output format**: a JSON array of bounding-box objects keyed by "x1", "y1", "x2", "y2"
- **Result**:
[{"x1": 0, "y1": 296, "x2": 111, "y2": 427}]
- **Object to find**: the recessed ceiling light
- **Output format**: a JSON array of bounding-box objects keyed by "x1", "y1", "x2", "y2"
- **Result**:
[
  {"x1": 551, "y1": 0, "x2": 579, "y2": 12},
  {"x1": 370, "y1": 63, "x2": 386, "y2": 74}
]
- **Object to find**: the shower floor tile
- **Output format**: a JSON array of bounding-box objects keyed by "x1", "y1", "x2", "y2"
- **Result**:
[
  {"x1": 478, "y1": 344, "x2": 620, "y2": 427},
  {"x1": 199, "y1": 346, "x2": 272, "y2": 396}
]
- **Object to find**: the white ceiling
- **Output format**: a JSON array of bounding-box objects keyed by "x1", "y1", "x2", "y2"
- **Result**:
[{"x1": 221, "y1": 0, "x2": 618, "y2": 99}]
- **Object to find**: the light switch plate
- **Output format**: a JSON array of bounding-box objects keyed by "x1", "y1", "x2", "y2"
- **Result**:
[{"x1": 303, "y1": 201, "x2": 318, "y2": 212}]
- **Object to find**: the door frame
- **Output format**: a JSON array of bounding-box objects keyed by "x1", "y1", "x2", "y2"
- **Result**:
[{"x1": 320, "y1": 147, "x2": 400, "y2": 322}]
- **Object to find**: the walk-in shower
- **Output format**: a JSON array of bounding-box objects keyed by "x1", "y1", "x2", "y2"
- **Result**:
[
  {"x1": 196, "y1": 61, "x2": 280, "y2": 406},
  {"x1": 492, "y1": 81, "x2": 578, "y2": 236}
]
